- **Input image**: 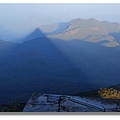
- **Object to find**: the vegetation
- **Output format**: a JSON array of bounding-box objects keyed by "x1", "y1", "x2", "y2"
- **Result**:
[
  {"x1": 76, "y1": 84, "x2": 120, "y2": 100},
  {"x1": 0, "y1": 102, "x2": 25, "y2": 112},
  {"x1": 75, "y1": 90, "x2": 99, "y2": 98},
  {"x1": 98, "y1": 88, "x2": 120, "y2": 99}
]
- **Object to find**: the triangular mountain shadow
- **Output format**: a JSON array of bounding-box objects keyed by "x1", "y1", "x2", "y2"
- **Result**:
[
  {"x1": 24, "y1": 28, "x2": 45, "y2": 41},
  {"x1": 0, "y1": 36, "x2": 91, "y2": 104}
]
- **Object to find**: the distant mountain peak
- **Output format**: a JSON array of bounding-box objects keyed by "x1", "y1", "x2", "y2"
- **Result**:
[
  {"x1": 49, "y1": 18, "x2": 120, "y2": 47},
  {"x1": 88, "y1": 18, "x2": 98, "y2": 21},
  {"x1": 70, "y1": 18, "x2": 100, "y2": 25}
]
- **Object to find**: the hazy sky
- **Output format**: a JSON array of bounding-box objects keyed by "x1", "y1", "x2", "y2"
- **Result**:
[{"x1": 0, "y1": 3, "x2": 120, "y2": 35}]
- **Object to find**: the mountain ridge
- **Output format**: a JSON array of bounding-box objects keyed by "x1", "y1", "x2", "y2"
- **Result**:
[{"x1": 48, "y1": 18, "x2": 120, "y2": 48}]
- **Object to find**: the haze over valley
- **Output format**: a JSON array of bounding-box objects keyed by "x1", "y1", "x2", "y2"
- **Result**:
[{"x1": 0, "y1": 4, "x2": 120, "y2": 104}]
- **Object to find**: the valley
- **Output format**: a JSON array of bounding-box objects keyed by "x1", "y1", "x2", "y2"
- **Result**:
[{"x1": 0, "y1": 18, "x2": 120, "y2": 105}]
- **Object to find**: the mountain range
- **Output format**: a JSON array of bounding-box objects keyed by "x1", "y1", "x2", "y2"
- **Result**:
[
  {"x1": 48, "y1": 18, "x2": 120, "y2": 47},
  {"x1": 0, "y1": 18, "x2": 120, "y2": 104}
]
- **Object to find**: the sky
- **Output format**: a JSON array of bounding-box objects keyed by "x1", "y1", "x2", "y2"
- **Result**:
[{"x1": 0, "y1": 3, "x2": 120, "y2": 41}]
